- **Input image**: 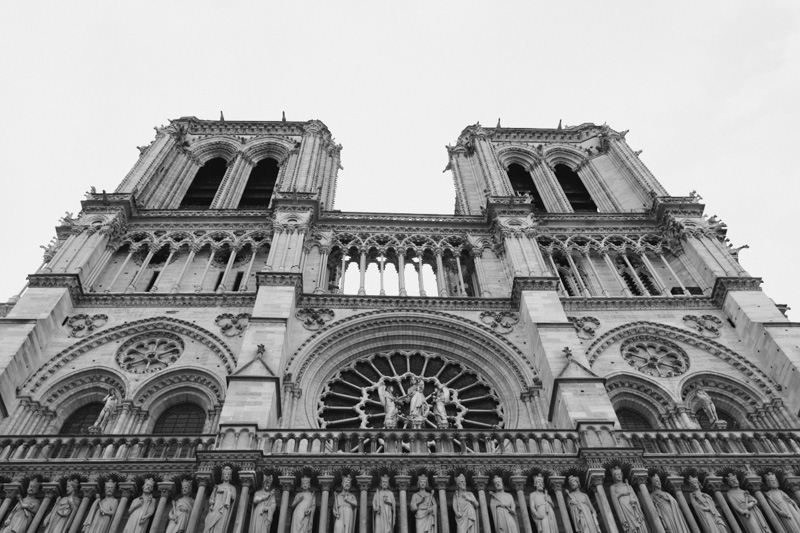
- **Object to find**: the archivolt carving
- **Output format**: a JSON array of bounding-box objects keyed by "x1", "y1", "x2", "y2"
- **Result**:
[
  {"x1": 189, "y1": 137, "x2": 240, "y2": 162},
  {"x1": 134, "y1": 367, "x2": 226, "y2": 407},
  {"x1": 680, "y1": 373, "x2": 765, "y2": 414},
  {"x1": 41, "y1": 368, "x2": 127, "y2": 406},
  {"x1": 605, "y1": 374, "x2": 675, "y2": 414},
  {"x1": 287, "y1": 309, "x2": 538, "y2": 388},
  {"x1": 585, "y1": 321, "x2": 779, "y2": 395},
  {"x1": 21, "y1": 317, "x2": 237, "y2": 396},
  {"x1": 240, "y1": 136, "x2": 296, "y2": 163}
]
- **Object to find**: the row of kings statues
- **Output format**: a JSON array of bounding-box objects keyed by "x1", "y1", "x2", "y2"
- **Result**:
[{"x1": 2, "y1": 466, "x2": 800, "y2": 533}]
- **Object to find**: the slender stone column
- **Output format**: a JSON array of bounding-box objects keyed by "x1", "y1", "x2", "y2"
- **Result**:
[
  {"x1": 602, "y1": 251, "x2": 633, "y2": 297},
  {"x1": 583, "y1": 252, "x2": 608, "y2": 296},
  {"x1": 785, "y1": 476, "x2": 800, "y2": 507},
  {"x1": 240, "y1": 245, "x2": 258, "y2": 292},
  {"x1": 630, "y1": 470, "x2": 665, "y2": 533},
  {"x1": 472, "y1": 476, "x2": 491, "y2": 533},
  {"x1": 504, "y1": 235, "x2": 524, "y2": 276},
  {"x1": 621, "y1": 255, "x2": 649, "y2": 296},
  {"x1": 357, "y1": 475, "x2": 372, "y2": 533},
  {"x1": 455, "y1": 255, "x2": 466, "y2": 296},
  {"x1": 171, "y1": 246, "x2": 197, "y2": 293},
  {"x1": 277, "y1": 232, "x2": 291, "y2": 271},
  {"x1": 26, "y1": 483, "x2": 57, "y2": 533},
  {"x1": 233, "y1": 473, "x2": 255, "y2": 533},
  {"x1": 149, "y1": 246, "x2": 176, "y2": 293},
  {"x1": 471, "y1": 250, "x2": 491, "y2": 297},
  {"x1": 317, "y1": 475, "x2": 334, "y2": 533},
  {"x1": 358, "y1": 249, "x2": 367, "y2": 296},
  {"x1": 658, "y1": 253, "x2": 688, "y2": 295},
  {"x1": 379, "y1": 254, "x2": 386, "y2": 295},
  {"x1": 434, "y1": 250, "x2": 448, "y2": 296},
  {"x1": 665, "y1": 477, "x2": 701, "y2": 533},
  {"x1": 126, "y1": 246, "x2": 155, "y2": 293},
  {"x1": 397, "y1": 251, "x2": 407, "y2": 296},
  {"x1": 639, "y1": 252, "x2": 670, "y2": 297},
  {"x1": 704, "y1": 477, "x2": 742, "y2": 533},
  {"x1": 276, "y1": 477, "x2": 295, "y2": 533},
  {"x1": 186, "y1": 477, "x2": 209, "y2": 533},
  {"x1": 110, "y1": 482, "x2": 135, "y2": 533},
  {"x1": 745, "y1": 476, "x2": 787, "y2": 533},
  {"x1": 394, "y1": 475, "x2": 411, "y2": 533},
  {"x1": 105, "y1": 249, "x2": 134, "y2": 293},
  {"x1": 548, "y1": 477, "x2": 573, "y2": 533},
  {"x1": 0, "y1": 484, "x2": 20, "y2": 524},
  {"x1": 434, "y1": 476, "x2": 451, "y2": 533},
  {"x1": 217, "y1": 247, "x2": 239, "y2": 293},
  {"x1": 338, "y1": 252, "x2": 348, "y2": 293},
  {"x1": 68, "y1": 483, "x2": 97, "y2": 533},
  {"x1": 587, "y1": 471, "x2": 619, "y2": 533},
  {"x1": 565, "y1": 252, "x2": 589, "y2": 296},
  {"x1": 314, "y1": 248, "x2": 330, "y2": 294},
  {"x1": 416, "y1": 253, "x2": 426, "y2": 296},
  {"x1": 84, "y1": 246, "x2": 115, "y2": 290},
  {"x1": 151, "y1": 482, "x2": 174, "y2": 533},
  {"x1": 510, "y1": 475, "x2": 533, "y2": 533},
  {"x1": 195, "y1": 249, "x2": 216, "y2": 293}
]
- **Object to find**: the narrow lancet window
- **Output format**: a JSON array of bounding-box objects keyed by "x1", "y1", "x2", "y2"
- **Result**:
[
  {"x1": 180, "y1": 157, "x2": 228, "y2": 209},
  {"x1": 553, "y1": 164, "x2": 597, "y2": 212},
  {"x1": 506, "y1": 163, "x2": 546, "y2": 211},
  {"x1": 238, "y1": 157, "x2": 279, "y2": 208}
]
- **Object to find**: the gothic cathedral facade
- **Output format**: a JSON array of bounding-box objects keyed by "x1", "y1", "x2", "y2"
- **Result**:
[{"x1": 0, "y1": 116, "x2": 799, "y2": 533}]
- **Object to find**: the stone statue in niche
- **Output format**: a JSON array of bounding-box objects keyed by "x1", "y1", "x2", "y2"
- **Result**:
[
  {"x1": 725, "y1": 474, "x2": 769, "y2": 533},
  {"x1": 203, "y1": 466, "x2": 236, "y2": 533},
  {"x1": 1, "y1": 480, "x2": 42, "y2": 533},
  {"x1": 489, "y1": 476, "x2": 519, "y2": 533},
  {"x1": 649, "y1": 475, "x2": 690, "y2": 533},
  {"x1": 452, "y1": 474, "x2": 477, "y2": 533},
  {"x1": 43, "y1": 478, "x2": 81, "y2": 533},
  {"x1": 608, "y1": 467, "x2": 649, "y2": 533},
  {"x1": 83, "y1": 480, "x2": 118, "y2": 533},
  {"x1": 763, "y1": 472, "x2": 800, "y2": 532},
  {"x1": 250, "y1": 476, "x2": 276, "y2": 533},
  {"x1": 687, "y1": 476, "x2": 728, "y2": 533},
  {"x1": 431, "y1": 385, "x2": 452, "y2": 429},
  {"x1": 332, "y1": 475, "x2": 357, "y2": 533},
  {"x1": 166, "y1": 479, "x2": 194, "y2": 533},
  {"x1": 377, "y1": 383, "x2": 402, "y2": 429},
  {"x1": 528, "y1": 475, "x2": 557, "y2": 533},
  {"x1": 407, "y1": 377, "x2": 430, "y2": 428},
  {"x1": 122, "y1": 477, "x2": 157, "y2": 533},
  {"x1": 373, "y1": 475, "x2": 395, "y2": 533},
  {"x1": 91, "y1": 389, "x2": 119, "y2": 432},
  {"x1": 566, "y1": 476, "x2": 600, "y2": 533},
  {"x1": 695, "y1": 389, "x2": 719, "y2": 425},
  {"x1": 409, "y1": 475, "x2": 437, "y2": 533},
  {"x1": 290, "y1": 476, "x2": 315, "y2": 533}
]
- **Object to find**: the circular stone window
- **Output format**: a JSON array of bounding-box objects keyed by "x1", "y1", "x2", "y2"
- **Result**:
[
  {"x1": 116, "y1": 332, "x2": 184, "y2": 374},
  {"x1": 318, "y1": 350, "x2": 504, "y2": 430},
  {"x1": 621, "y1": 336, "x2": 689, "y2": 378}
]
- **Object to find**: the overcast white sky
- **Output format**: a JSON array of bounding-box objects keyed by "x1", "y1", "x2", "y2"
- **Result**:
[{"x1": 1, "y1": 2, "x2": 798, "y2": 318}]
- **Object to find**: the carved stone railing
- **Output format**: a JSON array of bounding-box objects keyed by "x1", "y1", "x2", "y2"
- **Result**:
[
  {"x1": 617, "y1": 430, "x2": 800, "y2": 455},
  {"x1": 0, "y1": 434, "x2": 215, "y2": 462},
  {"x1": 247, "y1": 429, "x2": 583, "y2": 455}
]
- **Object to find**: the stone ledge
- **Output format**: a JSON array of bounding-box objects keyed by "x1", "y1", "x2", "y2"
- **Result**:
[{"x1": 710, "y1": 276, "x2": 763, "y2": 306}]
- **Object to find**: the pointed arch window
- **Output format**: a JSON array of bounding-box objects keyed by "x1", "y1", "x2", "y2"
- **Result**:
[
  {"x1": 153, "y1": 403, "x2": 205, "y2": 434},
  {"x1": 59, "y1": 402, "x2": 103, "y2": 435},
  {"x1": 238, "y1": 157, "x2": 279, "y2": 208},
  {"x1": 180, "y1": 157, "x2": 228, "y2": 209},
  {"x1": 553, "y1": 164, "x2": 597, "y2": 212},
  {"x1": 506, "y1": 163, "x2": 546, "y2": 211},
  {"x1": 616, "y1": 408, "x2": 653, "y2": 431}
]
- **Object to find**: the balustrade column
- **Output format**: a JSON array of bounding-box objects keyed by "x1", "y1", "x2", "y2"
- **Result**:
[
  {"x1": 705, "y1": 478, "x2": 742, "y2": 533},
  {"x1": 110, "y1": 482, "x2": 135, "y2": 533},
  {"x1": 434, "y1": 476, "x2": 451, "y2": 533},
  {"x1": 68, "y1": 484, "x2": 97, "y2": 533},
  {"x1": 434, "y1": 251, "x2": 448, "y2": 297},
  {"x1": 240, "y1": 246, "x2": 258, "y2": 292},
  {"x1": 217, "y1": 247, "x2": 239, "y2": 293},
  {"x1": 587, "y1": 472, "x2": 619, "y2": 533},
  {"x1": 233, "y1": 473, "x2": 255, "y2": 533},
  {"x1": 548, "y1": 477, "x2": 573, "y2": 533},
  {"x1": 315, "y1": 248, "x2": 330, "y2": 294},
  {"x1": 171, "y1": 246, "x2": 197, "y2": 293},
  {"x1": 455, "y1": 255, "x2": 466, "y2": 296},
  {"x1": 745, "y1": 477, "x2": 787, "y2": 533},
  {"x1": 472, "y1": 476, "x2": 491, "y2": 533},
  {"x1": 565, "y1": 252, "x2": 589, "y2": 296},
  {"x1": 125, "y1": 247, "x2": 155, "y2": 293},
  {"x1": 378, "y1": 254, "x2": 386, "y2": 295},
  {"x1": 276, "y1": 477, "x2": 295, "y2": 533},
  {"x1": 391, "y1": 475, "x2": 411, "y2": 533},
  {"x1": 639, "y1": 252, "x2": 670, "y2": 297},
  {"x1": 415, "y1": 253, "x2": 427, "y2": 296},
  {"x1": 397, "y1": 252, "x2": 407, "y2": 296},
  {"x1": 357, "y1": 249, "x2": 367, "y2": 295},
  {"x1": 602, "y1": 252, "x2": 633, "y2": 297},
  {"x1": 510, "y1": 476, "x2": 533, "y2": 533},
  {"x1": 151, "y1": 483, "x2": 174, "y2": 533},
  {"x1": 317, "y1": 475, "x2": 334, "y2": 533},
  {"x1": 583, "y1": 252, "x2": 609, "y2": 296},
  {"x1": 26, "y1": 483, "x2": 57, "y2": 533},
  {"x1": 357, "y1": 475, "x2": 371, "y2": 533},
  {"x1": 105, "y1": 249, "x2": 134, "y2": 293},
  {"x1": 186, "y1": 477, "x2": 209, "y2": 533},
  {"x1": 195, "y1": 249, "x2": 216, "y2": 293},
  {"x1": 665, "y1": 477, "x2": 701, "y2": 533}
]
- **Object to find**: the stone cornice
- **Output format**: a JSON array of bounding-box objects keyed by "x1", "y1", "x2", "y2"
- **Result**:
[
  {"x1": 137, "y1": 209, "x2": 271, "y2": 218},
  {"x1": 78, "y1": 292, "x2": 256, "y2": 308},
  {"x1": 649, "y1": 196, "x2": 705, "y2": 221},
  {"x1": 256, "y1": 272, "x2": 303, "y2": 290},
  {"x1": 710, "y1": 276, "x2": 763, "y2": 306},
  {"x1": 488, "y1": 123, "x2": 610, "y2": 143},
  {"x1": 511, "y1": 277, "x2": 561, "y2": 307},
  {"x1": 561, "y1": 296, "x2": 717, "y2": 311},
  {"x1": 297, "y1": 294, "x2": 513, "y2": 311},
  {"x1": 175, "y1": 116, "x2": 309, "y2": 137}
]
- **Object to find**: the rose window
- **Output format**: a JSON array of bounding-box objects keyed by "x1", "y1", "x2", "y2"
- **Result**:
[
  {"x1": 116, "y1": 332, "x2": 184, "y2": 374},
  {"x1": 318, "y1": 350, "x2": 504, "y2": 429},
  {"x1": 621, "y1": 337, "x2": 689, "y2": 378}
]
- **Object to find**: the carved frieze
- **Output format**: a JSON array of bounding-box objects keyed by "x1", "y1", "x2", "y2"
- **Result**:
[
  {"x1": 479, "y1": 311, "x2": 519, "y2": 334},
  {"x1": 214, "y1": 313, "x2": 251, "y2": 337},
  {"x1": 682, "y1": 315, "x2": 723, "y2": 338},
  {"x1": 567, "y1": 316, "x2": 600, "y2": 340},
  {"x1": 295, "y1": 308, "x2": 335, "y2": 331},
  {"x1": 66, "y1": 314, "x2": 109, "y2": 338}
]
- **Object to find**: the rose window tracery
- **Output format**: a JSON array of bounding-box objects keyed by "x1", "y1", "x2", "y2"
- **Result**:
[
  {"x1": 621, "y1": 337, "x2": 688, "y2": 378},
  {"x1": 318, "y1": 350, "x2": 503, "y2": 430},
  {"x1": 116, "y1": 332, "x2": 184, "y2": 374}
]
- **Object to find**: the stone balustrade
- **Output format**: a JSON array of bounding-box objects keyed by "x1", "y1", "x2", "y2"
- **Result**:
[{"x1": 617, "y1": 429, "x2": 800, "y2": 455}]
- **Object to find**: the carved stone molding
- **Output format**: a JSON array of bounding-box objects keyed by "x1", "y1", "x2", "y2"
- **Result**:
[
  {"x1": 510, "y1": 277, "x2": 561, "y2": 307},
  {"x1": 78, "y1": 293, "x2": 257, "y2": 308},
  {"x1": 682, "y1": 314, "x2": 723, "y2": 338},
  {"x1": 215, "y1": 313, "x2": 251, "y2": 337},
  {"x1": 710, "y1": 277, "x2": 763, "y2": 306},
  {"x1": 562, "y1": 296, "x2": 716, "y2": 311},
  {"x1": 66, "y1": 314, "x2": 109, "y2": 338},
  {"x1": 297, "y1": 293, "x2": 513, "y2": 312},
  {"x1": 567, "y1": 316, "x2": 600, "y2": 340},
  {"x1": 478, "y1": 311, "x2": 519, "y2": 334},
  {"x1": 295, "y1": 309, "x2": 335, "y2": 331}
]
